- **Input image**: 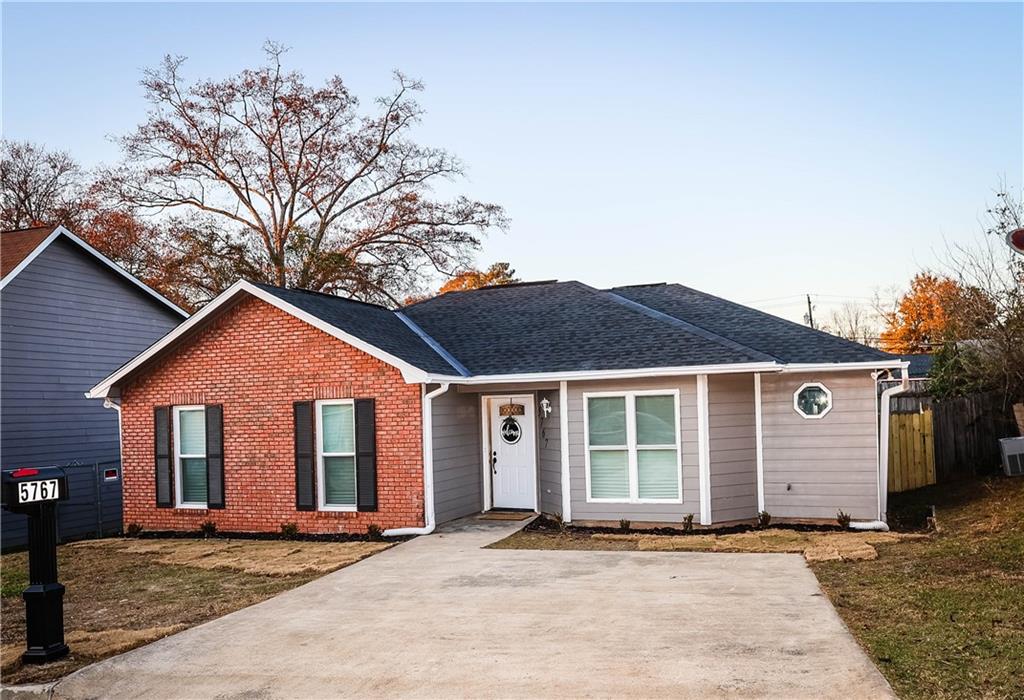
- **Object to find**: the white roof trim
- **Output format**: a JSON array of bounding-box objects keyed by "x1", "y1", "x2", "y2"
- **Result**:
[
  {"x1": 86, "y1": 280, "x2": 429, "y2": 399},
  {"x1": 0, "y1": 225, "x2": 188, "y2": 317},
  {"x1": 424, "y1": 362, "x2": 785, "y2": 385},
  {"x1": 423, "y1": 358, "x2": 907, "y2": 385},
  {"x1": 780, "y1": 360, "x2": 907, "y2": 372}
]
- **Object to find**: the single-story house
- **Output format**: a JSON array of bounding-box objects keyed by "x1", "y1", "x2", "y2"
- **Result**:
[{"x1": 87, "y1": 279, "x2": 906, "y2": 535}]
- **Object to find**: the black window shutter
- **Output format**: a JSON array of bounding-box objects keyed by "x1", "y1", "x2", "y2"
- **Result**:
[
  {"x1": 154, "y1": 406, "x2": 173, "y2": 508},
  {"x1": 294, "y1": 401, "x2": 315, "y2": 511},
  {"x1": 355, "y1": 398, "x2": 377, "y2": 512},
  {"x1": 205, "y1": 405, "x2": 225, "y2": 509}
]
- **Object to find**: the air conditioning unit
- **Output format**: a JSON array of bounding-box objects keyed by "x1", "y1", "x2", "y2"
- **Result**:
[{"x1": 999, "y1": 437, "x2": 1024, "y2": 477}]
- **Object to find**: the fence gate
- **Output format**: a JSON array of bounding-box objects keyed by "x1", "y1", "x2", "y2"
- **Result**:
[{"x1": 888, "y1": 403, "x2": 936, "y2": 493}]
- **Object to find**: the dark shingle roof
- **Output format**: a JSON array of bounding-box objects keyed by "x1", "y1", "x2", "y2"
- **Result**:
[
  {"x1": 609, "y1": 283, "x2": 893, "y2": 364},
  {"x1": 250, "y1": 283, "x2": 458, "y2": 374},
  {"x1": 899, "y1": 354, "x2": 934, "y2": 378},
  {"x1": 402, "y1": 281, "x2": 765, "y2": 375}
]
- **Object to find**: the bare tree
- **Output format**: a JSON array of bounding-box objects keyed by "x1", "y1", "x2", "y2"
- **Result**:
[
  {"x1": 825, "y1": 302, "x2": 879, "y2": 347},
  {"x1": 936, "y1": 186, "x2": 1024, "y2": 402},
  {"x1": 106, "y1": 42, "x2": 507, "y2": 306},
  {"x1": 0, "y1": 140, "x2": 83, "y2": 230}
]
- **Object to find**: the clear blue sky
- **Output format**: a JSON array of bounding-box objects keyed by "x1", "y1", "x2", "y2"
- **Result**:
[{"x1": 3, "y1": 2, "x2": 1021, "y2": 322}]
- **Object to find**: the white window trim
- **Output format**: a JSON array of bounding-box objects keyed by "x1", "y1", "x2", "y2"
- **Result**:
[
  {"x1": 173, "y1": 405, "x2": 207, "y2": 509},
  {"x1": 793, "y1": 381, "x2": 833, "y2": 419},
  {"x1": 583, "y1": 389, "x2": 683, "y2": 505},
  {"x1": 315, "y1": 398, "x2": 358, "y2": 512}
]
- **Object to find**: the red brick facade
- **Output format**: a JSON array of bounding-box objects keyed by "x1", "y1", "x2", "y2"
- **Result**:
[{"x1": 120, "y1": 295, "x2": 424, "y2": 534}]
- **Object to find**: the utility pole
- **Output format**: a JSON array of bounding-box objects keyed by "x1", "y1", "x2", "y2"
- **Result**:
[{"x1": 805, "y1": 294, "x2": 815, "y2": 329}]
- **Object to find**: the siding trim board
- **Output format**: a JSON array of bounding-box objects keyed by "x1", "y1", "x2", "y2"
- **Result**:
[
  {"x1": 754, "y1": 373, "x2": 765, "y2": 513},
  {"x1": 697, "y1": 375, "x2": 711, "y2": 525}
]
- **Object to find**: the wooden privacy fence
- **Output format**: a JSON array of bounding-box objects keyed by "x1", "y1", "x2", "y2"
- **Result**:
[
  {"x1": 888, "y1": 390, "x2": 1019, "y2": 493},
  {"x1": 888, "y1": 407, "x2": 935, "y2": 493}
]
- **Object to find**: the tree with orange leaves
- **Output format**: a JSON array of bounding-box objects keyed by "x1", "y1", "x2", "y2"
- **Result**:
[
  {"x1": 878, "y1": 273, "x2": 964, "y2": 353},
  {"x1": 438, "y1": 262, "x2": 518, "y2": 294}
]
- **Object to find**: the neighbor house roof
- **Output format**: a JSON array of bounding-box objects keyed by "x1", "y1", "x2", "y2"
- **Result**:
[
  {"x1": 1, "y1": 224, "x2": 188, "y2": 317},
  {"x1": 1, "y1": 225, "x2": 58, "y2": 277},
  {"x1": 89, "y1": 277, "x2": 905, "y2": 398},
  {"x1": 898, "y1": 353, "x2": 934, "y2": 379},
  {"x1": 609, "y1": 283, "x2": 893, "y2": 365}
]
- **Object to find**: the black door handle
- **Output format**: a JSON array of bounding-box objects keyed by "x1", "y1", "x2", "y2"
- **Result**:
[{"x1": 491, "y1": 450, "x2": 498, "y2": 474}]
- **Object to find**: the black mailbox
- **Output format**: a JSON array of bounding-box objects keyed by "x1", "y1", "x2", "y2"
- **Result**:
[
  {"x1": 2, "y1": 467, "x2": 69, "y2": 514},
  {"x1": 1, "y1": 466, "x2": 70, "y2": 663}
]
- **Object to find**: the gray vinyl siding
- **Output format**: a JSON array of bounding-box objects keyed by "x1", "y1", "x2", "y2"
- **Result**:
[
  {"x1": 760, "y1": 371, "x2": 879, "y2": 520},
  {"x1": 537, "y1": 389, "x2": 561, "y2": 515},
  {"x1": 708, "y1": 374, "x2": 757, "y2": 522},
  {"x1": 431, "y1": 389, "x2": 482, "y2": 523},
  {"x1": 1, "y1": 236, "x2": 183, "y2": 469},
  {"x1": 568, "y1": 376, "x2": 699, "y2": 523}
]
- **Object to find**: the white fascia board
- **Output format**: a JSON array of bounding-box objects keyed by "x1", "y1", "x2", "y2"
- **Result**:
[
  {"x1": 1, "y1": 225, "x2": 188, "y2": 317},
  {"x1": 781, "y1": 360, "x2": 907, "y2": 372},
  {"x1": 86, "y1": 280, "x2": 429, "y2": 399},
  {"x1": 425, "y1": 361, "x2": 783, "y2": 385}
]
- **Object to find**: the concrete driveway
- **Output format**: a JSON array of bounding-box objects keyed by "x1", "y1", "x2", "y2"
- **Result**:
[{"x1": 52, "y1": 519, "x2": 894, "y2": 699}]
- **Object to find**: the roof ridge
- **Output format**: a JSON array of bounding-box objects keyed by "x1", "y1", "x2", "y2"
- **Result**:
[
  {"x1": 659, "y1": 283, "x2": 893, "y2": 359},
  {"x1": 250, "y1": 282, "x2": 392, "y2": 311},
  {"x1": 602, "y1": 290, "x2": 781, "y2": 363},
  {"x1": 394, "y1": 312, "x2": 470, "y2": 377}
]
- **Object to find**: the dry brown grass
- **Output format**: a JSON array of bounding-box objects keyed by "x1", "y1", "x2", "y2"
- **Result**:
[
  {"x1": 70, "y1": 538, "x2": 390, "y2": 576},
  {"x1": 1, "y1": 537, "x2": 390, "y2": 685},
  {"x1": 497, "y1": 525, "x2": 918, "y2": 562}
]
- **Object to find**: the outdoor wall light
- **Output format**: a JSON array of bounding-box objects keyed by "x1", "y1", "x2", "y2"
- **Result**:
[{"x1": 539, "y1": 397, "x2": 552, "y2": 419}]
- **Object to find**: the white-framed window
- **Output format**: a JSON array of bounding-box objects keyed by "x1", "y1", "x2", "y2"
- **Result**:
[
  {"x1": 316, "y1": 399, "x2": 357, "y2": 511},
  {"x1": 794, "y1": 382, "x2": 833, "y2": 419},
  {"x1": 583, "y1": 390, "x2": 682, "y2": 504},
  {"x1": 173, "y1": 405, "x2": 207, "y2": 508}
]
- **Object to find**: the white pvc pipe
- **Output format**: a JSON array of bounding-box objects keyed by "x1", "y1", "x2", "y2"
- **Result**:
[
  {"x1": 383, "y1": 382, "x2": 450, "y2": 537},
  {"x1": 849, "y1": 520, "x2": 890, "y2": 532}
]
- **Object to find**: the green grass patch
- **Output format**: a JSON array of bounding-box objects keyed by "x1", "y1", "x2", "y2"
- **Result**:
[{"x1": 0, "y1": 564, "x2": 27, "y2": 598}]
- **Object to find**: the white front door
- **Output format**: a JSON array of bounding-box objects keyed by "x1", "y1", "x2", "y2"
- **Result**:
[{"x1": 486, "y1": 395, "x2": 537, "y2": 510}]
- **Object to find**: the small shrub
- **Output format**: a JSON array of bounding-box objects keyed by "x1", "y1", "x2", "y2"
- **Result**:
[
  {"x1": 682, "y1": 514, "x2": 694, "y2": 533},
  {"x1": 552, "y1": 513, "x2": 565, "y2": 531},
  {"x1": 757, "y1": 511, "x2": 772, "y2": 529},
  {"x1": 618, "y1": 519, "x2": 631, "y2": 532},
  {"x1": 280, "y1": 522, "x2": 299, "y2": 539},
  {"x1": 366, "y1": 524, "x2": 384, "y2": 541},
  {"x1": 199, "y1": 520, "x2": 217, "y2": 538},
  {"x1": 836, "y1": 510, "x2": 852, "y2": 529},
  {"x1": 125, "y1": 522, "x2": 143, "y2": 538}
]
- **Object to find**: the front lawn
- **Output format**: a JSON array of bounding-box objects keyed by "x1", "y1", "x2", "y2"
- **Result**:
[
  {"x1": 1, "y1": 537, "x2": 390, "y2": 685},
  {"x1": 812, "y1": 477, "x2": 1024, "y2": 700}
]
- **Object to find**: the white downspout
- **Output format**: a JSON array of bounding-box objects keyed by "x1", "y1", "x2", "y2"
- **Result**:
[
  {"x1": 384, "y1": 382, "x2": 450, "y2": 537},
  {"x1": 872, "y1": 367, "x2": 911, "y2": 530},
  {"x1": 103, "y1": 397, "x2": 123, "y2": 459}
]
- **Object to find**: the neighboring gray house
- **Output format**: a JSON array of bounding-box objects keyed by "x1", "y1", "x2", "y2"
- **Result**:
[
  {"x1": 88, "y1": 278, "x2": 907, "y2": 535},
  {"x1": 1, "y1": 225, "x2": 186, "y2": 546}
]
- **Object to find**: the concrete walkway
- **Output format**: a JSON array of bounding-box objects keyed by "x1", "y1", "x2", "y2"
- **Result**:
[{"x1": 51, "y1": 519, "x2": 894, "y2": 699}]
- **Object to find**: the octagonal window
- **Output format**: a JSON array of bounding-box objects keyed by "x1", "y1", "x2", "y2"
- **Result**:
[{"x1": 794, "y1": 383, "x2": 832, "y2": 419}]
